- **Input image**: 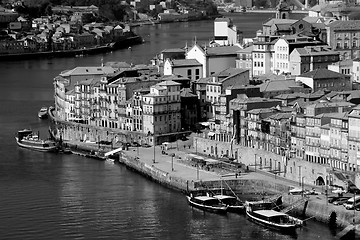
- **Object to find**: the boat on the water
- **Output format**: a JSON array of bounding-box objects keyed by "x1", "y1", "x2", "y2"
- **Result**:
[
  {"x1": 213, "y1": 194, "x2": 244, "y2": 213},
  {"x1": 38, "y1": 107, "x2": 48, "y2": 119},
  {"x1": 15, "y1": 129, "x2": 58, "y2": 152},
  {"x1": 186, "y1": 193, "x2": 228, "y2": 214},
  {"x1": 245, "y1": 200, "x2": 303, "y2": 232}
]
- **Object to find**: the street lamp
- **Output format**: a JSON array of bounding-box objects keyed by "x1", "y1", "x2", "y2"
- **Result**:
[
  {"x1": 171, "y1": 153, "x2": 174, "y2": 171},
  {"x1": 302, "y1": 176, "x2": 305, "y2": 197},
  {"x1": 196, "y1": 163, "x2": 199, "y2": 180},
  {"x1": 195, "y1": 138, "x2": 198, "y2": 154},
  {"x1": 254, "y1": 153, "x2": 257, "y2": 171},
  {"x1": 153, "y1": 138, "x2": 156, "y2": 163},
  {"x1": 298, "y1": 166, "x2": 302, "y2": 187}
]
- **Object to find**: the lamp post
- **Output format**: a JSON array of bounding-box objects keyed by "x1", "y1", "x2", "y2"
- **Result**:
[
  {"x1": 298, "y1": 166, "x2": 302, "y2": 187},
  {"x1": 254, "y1": 153, "x2": 257, "y2": 171},
  {"x1": 195, "y1": 138, "x2": 198, "y2": 154},
  {"x1": 153, "y1": 138, "x2": 156, "y2": 163},
  {"x1": 354, "y1": 191, "x2": 356, "y2": 225},
  {"x1": 197, "y1": 163, "x2": 199, "y2": 180},
  {"x1": 302, "y1": 176, "x2": 305, "y2": 197},
  {"x1": 171, "y1": 153, "x2": 174, "y2": 171}
]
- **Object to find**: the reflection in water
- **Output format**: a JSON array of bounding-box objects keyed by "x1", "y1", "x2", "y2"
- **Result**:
[{"x1": 0, "y1": 13, "x2": 339, "y2": 240}]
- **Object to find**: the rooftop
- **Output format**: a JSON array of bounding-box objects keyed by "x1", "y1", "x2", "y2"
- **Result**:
[{"x1": 299, "y1": 69, "x2": 346, "y2": 79}]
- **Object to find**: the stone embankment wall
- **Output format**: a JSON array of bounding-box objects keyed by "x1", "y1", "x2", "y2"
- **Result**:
[
  {"x1": 118, "y1": 149, "x2": 355, "y2": 229},
  {"x1": 194, "y1": 137, "x2": 333, "y2": 190},
  {"x1": 118, "y1": 153, "x2": 195, "y2": 193},
  {"x1": 283, "y1": 194, "x2": 357, "y2": 228}
]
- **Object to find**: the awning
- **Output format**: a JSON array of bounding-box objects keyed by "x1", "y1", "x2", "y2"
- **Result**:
[
  {"x1": 208, "y1": 132, "x2": 215, "y2": 137},
  {"x1": 204, "y1": 158, "x2": 219, "y2": 164}
]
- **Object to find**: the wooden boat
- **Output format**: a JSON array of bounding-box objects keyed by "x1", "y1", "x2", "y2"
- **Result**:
[
  {"x1": 245, "y1": 200, "x2": 303, "y2": 232},
  {"x1": 186, "y1": 194, "x2": 228, "y2": 214},
  {"x1": 15, "y1": 129, "x2": 58, "y2": 152},
  {"x1": 38, "y1": 107, "x2": 48, "y2": 119},
  {"x1": 213, "y1": 194, "x2": 245, "y2": 213}
]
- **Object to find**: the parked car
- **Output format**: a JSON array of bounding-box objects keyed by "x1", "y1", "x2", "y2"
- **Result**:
[
  {"x1": 328, "y1": 196, "x2": 350, "y2": 204},
  {"x1": 304, "y1": 188, "x2": 320, "y2": 195},
  {"x1": 333, "y1": 197, "x2": 351, "y2": 205},
  {"x1": 344, "y1": 196, "x2": 360, "y2": 210},
  {"x1": 348, "y1": 186, "x2": 360, "y2": 194},
  {"x1": 131, "y1": 142, "x2": 140, "y2": 147},
  {"x1": 289, "y1": 188, "x2": 304, "y2": 195},
  {"x1": 142, "y1": 143, "x2": 151, "y2": 148}
]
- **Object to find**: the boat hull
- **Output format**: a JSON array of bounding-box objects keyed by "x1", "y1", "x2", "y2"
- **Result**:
[
  {"x1": 246, "y1": 210, "x2": 298, "y2": 232},
  {"x1": 15, "y1": 137, "x2": 58, "y2": 152},
  {"x1": 186, "y1": 196, "x2": 228, "y2": 214},
  {"x1": 227, "y1": 205, "x2": 245, "y2": 213},
  {"x1": 38, "y1": 112, "x2": 48, "y2": 119}
]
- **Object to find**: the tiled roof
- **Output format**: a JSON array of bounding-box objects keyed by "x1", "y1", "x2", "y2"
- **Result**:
[
  {"x1": 206, "y1": 45, "x2": 241, "y2": 56},
  {"x1": 180, "y1": 88, "x2": 197, "y2": 97},
  {"x1": 302, "y1": 16, "x2": 324, "y2": 23},
  {"x1": 171, "y1": 59, "x2": 201, "y2": 67},
  {"x1": 328, "y1": 20, "x2": 360, "y2": 30},
  {"x1": 263, "y1": 18, "x2": 297, "y2": 26},
  {"x1": 267, "y1": 112, "x2": 293, "y2": 120},
  {"x1": 293, "y1": 45, "x2": 339, "y2": 56},
  {"x1": 158, "y1": 80, "x2": 182, "y2": 86},
  {"x1": 78, "y1": 78, "x2": 97, "y2": 86},
  {"x1": 259, "y1": 79, "x2": 302, "y2": 92},
  {"x1": 323, "y1": 112, "x2": 348, "y2": 120},
  {"x1": 162, "y1": 48, "x2": 185, "y2": 53},
  {"x1": 211, "y1": 67, "x2": 248, "y2": 78},
  {"x1": 60, "y1": 66, "x2": 116, "y2": 76},
  {"x1": 236, "y1": 45, "x2": 253, "y2": 53},
  {"x1": 299, "y1": 69, "x2": 345, "y2": 79},
  {"x1": 275, "y1": 24, "x2": 292, "y2": 31},
  {"x1": 307, "y1": 100, "x2": 354, "y2": 109}
]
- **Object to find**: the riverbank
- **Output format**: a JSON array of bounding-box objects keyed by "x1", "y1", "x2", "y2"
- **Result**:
[
  {"x1": 57, "y1": 131, "x2": 359, "y2": 235},
  {"x1": 0, "y1": 35, "x2": 143, "y2": 61}
]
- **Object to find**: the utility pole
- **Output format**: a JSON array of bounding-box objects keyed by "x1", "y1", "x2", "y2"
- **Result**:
[
  {"x1": 197, "y1": 164, "x2": 199, "y2": 180},
  {"x1": 254, "y1": 153, "x2": 257, "y2": 171},
  {"x1": 195, "y1": 138, "x2": 198, "y2": 154},
  {"x1": 153, "y1": 137, "x2": 156, "y2": 163},
  {"x1": 171, "y1": 153, "x2": 174, "y2": 171}
]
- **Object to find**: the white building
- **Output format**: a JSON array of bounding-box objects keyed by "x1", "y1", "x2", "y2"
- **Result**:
[
  {"x1": 186, "y1": 44, "x2": 240, "y2": 78},
  {"x1": 214, "y1": 17, "x2": 238, "y2": 46},
  {"x1": 142, "y1": 80, "x2": 182, "y2": 145},
  {"x1": 163, "y1": 59, "x2": 202, "y2": 81}
]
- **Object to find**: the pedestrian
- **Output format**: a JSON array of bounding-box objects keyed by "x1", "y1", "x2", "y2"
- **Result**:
[
  {"x1": 188, "y1": 145, "x2": 190, "y2": 149},
  {"x1": 235, "y1": 173, "x2": 238, "y2": 178}
]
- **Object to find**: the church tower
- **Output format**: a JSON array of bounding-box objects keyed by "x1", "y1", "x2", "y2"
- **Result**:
[{"x1": 276, "y1": 0, "x2": 291, "y2": 19}]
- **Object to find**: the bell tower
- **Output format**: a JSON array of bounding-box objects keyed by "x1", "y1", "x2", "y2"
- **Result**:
[{"x1": 276, "y1": 0, "x2": 291, "y2": 19}]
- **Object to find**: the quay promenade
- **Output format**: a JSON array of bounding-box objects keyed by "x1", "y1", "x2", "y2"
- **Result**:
[{"x1": 64, "y1": 136, "x2": 360, "y2": 234}]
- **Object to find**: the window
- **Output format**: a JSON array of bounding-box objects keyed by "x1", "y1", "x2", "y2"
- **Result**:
[
  {"x1": 187, "y1": 69, "x2": 192, "y2": 78},
  {"x1": 195, "y1": 69, "x2": 200, "y2": 79}
]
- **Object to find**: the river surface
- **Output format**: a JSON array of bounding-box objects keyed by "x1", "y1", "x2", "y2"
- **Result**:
[{"x1": 0, "y1": 12, "x2": 339, "y2": 239}]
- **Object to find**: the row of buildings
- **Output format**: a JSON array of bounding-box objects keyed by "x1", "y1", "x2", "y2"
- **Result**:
[
  {"x1": 0, "y1": 5, "x2": 135, "y2": 55},
  {"x1": 52, "y1": 6, "x2": 360, "y2": 188}
]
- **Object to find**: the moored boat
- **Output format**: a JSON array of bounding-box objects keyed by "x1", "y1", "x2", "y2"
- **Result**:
[
  {"x1": 245, "y1": 201, "x2": 303, "y2": 232},
  {"x1": 213, "y1": 194, "x2": 245, "y2": 213},
  {"x1": 38, "y1": 107, "x2": 48, "y2": 119},
  {"x1": 186, "y1": 194, "x2": 228, "y2": 214},
  {"x1": 15, "y1": 129, "x2": 58, "y2": 152}
]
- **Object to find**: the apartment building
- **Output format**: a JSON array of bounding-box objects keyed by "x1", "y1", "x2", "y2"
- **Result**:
[
  {"x1": 142, "y1": 80, "x2": 181, "y2": 145},
  {"x1": 326, "y1": 20, "x2": 360, "y2": 60}
]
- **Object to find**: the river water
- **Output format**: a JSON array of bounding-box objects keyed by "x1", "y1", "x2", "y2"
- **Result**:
[{"x1": 0, "y1": 12, "x2": 339, "y2": 239}]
